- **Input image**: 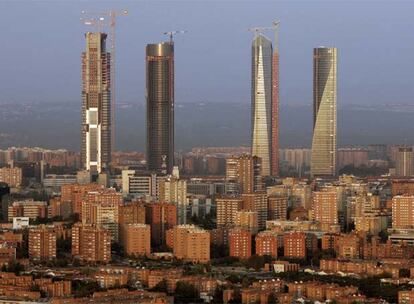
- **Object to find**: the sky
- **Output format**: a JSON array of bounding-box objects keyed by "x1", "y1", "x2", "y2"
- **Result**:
[{"x1": 0, "y1": 0, "x2": 414, "y2": 106}]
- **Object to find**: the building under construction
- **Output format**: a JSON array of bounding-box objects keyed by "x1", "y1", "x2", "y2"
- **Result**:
[
  {"x1": 81, "y1": 32, "x2": 111, "y2": 174},
  {"x1": 250, "y1": 22, "x2": 280, "y2": 177}
]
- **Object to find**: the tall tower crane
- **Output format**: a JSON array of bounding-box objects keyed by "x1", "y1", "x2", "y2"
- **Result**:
[
  {"x1": 163, "y1": 30, "x2": 187, "y2": 44},
  {"x1": 248, "y1": 22, "x2": 280, "y2": 50},
  {"x1": 248, "y1": 26, "x2": 273, "y2": 37},
  {"x1": 81, "y1": 9, "x2": 128, "y2": 157},
  {"x1": 272, "y1": 21, "x2": 280, "y2": 52}
]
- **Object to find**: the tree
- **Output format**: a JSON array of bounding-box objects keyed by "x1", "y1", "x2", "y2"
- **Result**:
[
  {"x1": 67, "y1": 213, "x2": 80, "y2": 224},
  {"x1": 245, "y1": 255, "x2": 267, "y2": 271},
  {"x1": 174, "y1": 281, "x2": 203, "y2": 303},
  {"x1": 30, "y1": 284, "x2": 47, "y2": 298},
  {"x1": 241, "y1": 276, "x2": 251, "y2": 288},
  {"x1": 268, "y1": 293, "x2": 278, "y2": 304},
  {"x1": 183, "y1": 264, "x2": 205, "y2": 275},
  {"x1": 226, "y1": 274, "x2": 241, "y2": 284},
  {"x1": 379, "y1": 230, "x2": 389, "y2": 243},
  {"x1": 339, "y1": 165, "x2": 387, "y2": 178},
  {"x1": 111, "y1": 242, "x2": 124, "y2": 257},
  {"x1": 228, "y1": 288, "x2": 241, "y2": 304},
  {"x1": 399, "y1": 268, "x2": 410, "y2": 278},
  {"x1": 72, "y1": 280, "x2": 101, "y2": 298},
  {"x1": 211, "y1": 243, "x2": 229, "y2": 259},
  {"x1": 212, "y1": 286, "x2": 224, "y2": 304},
  {"x1": 211, "y1": 256, "x2": 240, "y2": 266},
  {"x1": 1, "y1": 261, "x2": 24, "y2": 274},
  {"x1": 57, "y1": 237, "x2": 71, "y2": 258},
  {"x1": 150, "y1": 279, "x2": 168, "y2": 293},
  {"x1": 188, "y1": 213, "x2": 216, "y2": 230}
]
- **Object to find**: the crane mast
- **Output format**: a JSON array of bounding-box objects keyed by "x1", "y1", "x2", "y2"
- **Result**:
[{"x1": 272, "y1": 21, "x2": 280, "y2": 53}]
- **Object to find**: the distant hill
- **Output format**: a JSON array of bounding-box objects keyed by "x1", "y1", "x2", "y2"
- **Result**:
[{"x1": 0, "y1": 101, "x2": 413, "y2": 151}]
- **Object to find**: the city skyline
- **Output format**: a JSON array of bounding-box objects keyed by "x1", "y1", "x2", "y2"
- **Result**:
[
  {"x1": 1, "y1": 2, "x2": 414, "y2": 303},
  {"x1": 0, "y1": 1, "x2": 412, "y2": 153}
]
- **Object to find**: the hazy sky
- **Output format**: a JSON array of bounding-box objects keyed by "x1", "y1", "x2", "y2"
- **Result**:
[{"x1": 0, "y1": 0, "x2": 414, "y2": 105}]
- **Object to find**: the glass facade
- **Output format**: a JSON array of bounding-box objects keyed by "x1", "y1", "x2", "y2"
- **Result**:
[
  {"x1": 251, "y1": 35, "x2": 273, "y2": 176},
  {"x1": 146, "y1": 43, "x2": 174, "y2": 174},
  {"x1": 311, "y1": 47, "x2": 337, "y2": 177}
]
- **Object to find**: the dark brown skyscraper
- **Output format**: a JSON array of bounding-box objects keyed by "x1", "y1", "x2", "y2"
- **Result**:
[
  {"x1": 146, "y1": 42, "x2": 174, "y2": 174},
  {"x1": 81, "y1": 32, "x2": 111, "y2": 173}
]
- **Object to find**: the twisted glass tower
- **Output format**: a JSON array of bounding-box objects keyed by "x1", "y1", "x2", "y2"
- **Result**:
[
  {"x1": 251, "y1": 35, "x2": 272, "y2": 176},
  {"x1": 311, "y1": 47, "x2": 337, "y2": 177}
]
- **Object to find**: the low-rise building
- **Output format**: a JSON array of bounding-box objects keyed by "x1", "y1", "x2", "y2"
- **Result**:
[
  {"x1": 169, "y1": 225, "x2": 210, "y2": 263},
  {"x1": 123, "y1": 224, "x2": 151, "y2": 257},
  {"x1": 8, "y1": 200, "x2": 47, "y2": 221},
  {"x1": 28, "y1": 225, "x2": 56, "y2": 260},
  {"x1": 0, "y1": 167, "x2": 22, "y2": 188},
  {"x1": 255, "y1": 230, "x2": 279, "y2": 258},
  {"x1": 71, "y1": 222, "x2": 111, "y2": 263},
  {"x1": 283, "y1": 231, "x2": 317, "y2": 259},
  {"x1": 229, "y1": 228, "x2": 252, "y2": 259}
]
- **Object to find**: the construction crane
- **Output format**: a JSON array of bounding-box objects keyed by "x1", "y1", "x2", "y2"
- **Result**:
[
  {"x1": 248, "y1": 21, "x2": 280, "y2": 52},
  {"x1": 81, "y1": 9, "x2": 128, "y2": 156},
  {"x1": 163, "y1": 30, "x2": 187, "y2": 44},
  {"x1": 248, "y1": 26, "x2": 273, "y2": 37},
  {"x1": 248, "y1": 22, "x2": 280, "y2": 42},
  {"x1": 80, "y1": 16, "x2": 106, "y2": 32}
]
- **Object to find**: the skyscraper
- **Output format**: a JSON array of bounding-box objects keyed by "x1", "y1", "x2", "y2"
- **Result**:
[
  {"x1": 311, "y1": 47, "x2": 337, "y2": 177},
  {"x1": 251, "y1": 30, "x2": 279, "y2": 177},
  {"x1": 81, "y1": 32, "x2": 111, "y2": 174},
  {"x1": 146, "y1": 42, "x2": 174, "y2": 174},
  {"x1": 251, "y1": 34, "x2": 272, "y2": 176}
]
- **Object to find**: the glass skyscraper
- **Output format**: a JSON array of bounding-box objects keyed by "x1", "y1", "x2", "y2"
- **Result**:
[
  {"x1": 146, "y1": 42, "x2": 174, "y2": 174},
  {"x1": 251, "y1": 34, "x2": 273, "y2": 176},
  {"x1": 81, "y1": 32, "x2": 111, "y2": 174},
  {"x1": 311, "y1": 47, "x2": 337, "y2": 177}
]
